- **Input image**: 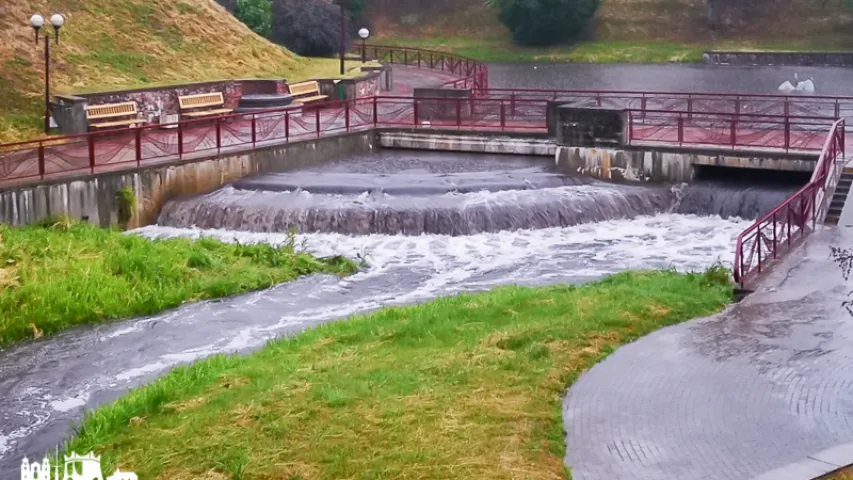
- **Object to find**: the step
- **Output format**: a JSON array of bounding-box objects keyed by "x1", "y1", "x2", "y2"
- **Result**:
[
  {"x1": 826, "y1": 215, "x2": 840, "y2": 225},
  {"x1": 831, "y1": 202, "x2": 846, "y2": 210}
]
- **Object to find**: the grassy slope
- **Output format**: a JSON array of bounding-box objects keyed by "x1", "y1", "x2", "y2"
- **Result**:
[
  {"x1": 369, "y1": 0, "x2": 853, "y2": 63},
  {"x1": 67, "y1": 269, "x2": 732, "y2": 480},
  {"x1": 0, "y1": 220, "x2": 357, "y2": 346},
  {"x1": 0, "y1": 0, "x2": 360, "y2": 143}
]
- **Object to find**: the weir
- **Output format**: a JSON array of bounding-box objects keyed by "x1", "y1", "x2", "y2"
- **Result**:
[{"x1": 157, "y1": 149, "x2": 803, "y2": 236}]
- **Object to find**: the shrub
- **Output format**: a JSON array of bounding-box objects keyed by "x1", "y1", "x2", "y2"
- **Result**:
[
  {"x1": 486, "y1": 0, "x2": 600, "y2": 46},
  {"x1": 236, "y1": 0, "x2": 273, "y2": 37},
  {"x1": 270, "y1": 0, "x2": 350, "y2": 57}
]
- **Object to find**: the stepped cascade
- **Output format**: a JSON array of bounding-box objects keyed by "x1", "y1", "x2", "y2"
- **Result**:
[{"x1": 158, "y1": 151, "x2": 801, "y2": 235}]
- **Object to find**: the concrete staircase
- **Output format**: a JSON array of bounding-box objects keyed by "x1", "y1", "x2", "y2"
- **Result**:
[{"x1": 825, "y1": 168, "x2": 853, "y2": 225}]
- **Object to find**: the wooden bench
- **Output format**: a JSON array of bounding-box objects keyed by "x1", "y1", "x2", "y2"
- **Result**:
[
  {"x1": 287, "y1": 81, "x2": 328, "y2": 106},
  {"x1": 86, "y1": 102, "x2": 145, "y2": 130},
  {"x1": 177, "y1": 92, "x2": 233, "y2": 119}
]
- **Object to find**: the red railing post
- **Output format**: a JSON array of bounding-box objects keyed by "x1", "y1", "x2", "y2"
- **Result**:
[
  {"x1": 345, "y1": 102, "x2": 351, "y2": 132},
  {"x1": 413, "y1": 99, "x2": 419, "y2": 126},
  {"x1": 628, "y1": 111, "x2": 634, "y2": 145},
  {"x1": 835, "y1": 101, "x2": 840, "y2": 119},
  {"x1": 373, "y1": 96, "x2": 378, "y2": 126},
  {"x1": 500, "y1": 102, "x2": 506, "y2": 131},
  {"x1": 757, "y1": 224, "x2": 762, "y2": 273},
  {"x1": 641, "y1": 96, "x2": 647, "y2": 120},
  {"x1": 251, "y1": 115, "x2": 257, "y2": 147},
  {"x1": 216, "y1": 118, "x2": 222, "y2": 153},
  {"x1": 285, "y1": 112, "x2": 290, "y2": 142},
  {"x1": 687, "y1": 96, "x2": 693, "y2": 121},
  {"x1": 730, "y1": 119, "x2": 736, "y2": 147},
  {"x1": 417, "y1": 50, "x2": 421, "y2": 68},
  {"x1": 784, "y1": 117, "x2": 791, "y2": 151},
  {"x1": 456, "y1": 98, "x2": 462, "y2": 128},
  {"x1": 787, "y1": 206, "x2": 792, "y2": 247},
  {"x1": 430, "y1": 52, "x2": 434, "y2": 69},
  {"x1": 678, "y1": 116, "x2": 684, "y2": 145},
  {"x1": 38, "y1": 144, "x2": 45, "y2": 179},
  {"x1": 511, "y1": 93, "x2": 516, "y2": 117},
  {"x1": 735, "y1": 96, "x2": 741, "y2": 116},
  {"x1": 88, "y1": 135, "x2": 96, "y2": 174},
  {"x1": 177, "y1": 122, "x2": 184, "y2": 159},
  {"x1": 404, "y1": 50, "x2": 408, "y2": 65},
  {"x1": 772, "y1": 212, "x2": 778, "y2": 257},
  {"x1": 315, "y1": 108, "x2": 321, "y2": 138},
  {"x1": 135, "y1": 128, "x2": 142, "y2": 166}
]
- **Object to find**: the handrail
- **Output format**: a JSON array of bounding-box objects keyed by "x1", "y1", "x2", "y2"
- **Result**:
[
  {"x1": 353, "y1": 43, "x2": 489, "y2": 92},
  {"x1": 732, "y1": 118, "x2": 846, "y2": 287}
]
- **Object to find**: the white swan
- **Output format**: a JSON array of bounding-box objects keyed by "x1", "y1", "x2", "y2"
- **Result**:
[
  {"x1": 778, "y1": 80, "x2": 796, "y2": 93},
  {"x1": 778, "y1": 73, "x2": 816, "y2": 94},
  {"x1": 798, "y1": 77, "x2": 815, "y2": 93}
]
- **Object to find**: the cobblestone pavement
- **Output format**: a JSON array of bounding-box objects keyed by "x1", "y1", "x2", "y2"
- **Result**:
[{"x1": 563, "y1": 224, "x2": 853, "y2": 480}]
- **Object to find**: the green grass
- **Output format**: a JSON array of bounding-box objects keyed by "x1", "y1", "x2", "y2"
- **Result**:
[
  {"x1": 0, "y1": 219, "x2": 358, "y2": 347},
  {"x1": 66, "y1": 267, "x2": 732, "y2": 480},
  {"x1": 380, "y1": 36, "x2": 853, "y2": 63}
]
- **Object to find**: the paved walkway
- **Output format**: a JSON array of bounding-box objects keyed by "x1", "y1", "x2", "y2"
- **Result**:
[{"x1": 563, "y1": 223, "x2": 853, "y2": 480}]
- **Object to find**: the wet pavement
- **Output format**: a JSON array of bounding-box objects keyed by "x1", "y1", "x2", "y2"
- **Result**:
[{"x1": 563, "y1": 223, "x2": 853, "y2": 480}]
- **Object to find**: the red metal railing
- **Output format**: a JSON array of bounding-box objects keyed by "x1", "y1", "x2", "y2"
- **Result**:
[
  {"x1": 484, "y1": 88, "x2": 853, "y2": 119},
  {"x1": 0, "y1": 95, "x2": 839, "y2": 188},
  {"x1": 733, "y1": 118, "x2": 847, "y2": 287},
  {"x1": 356, "y1": 44, "x2": 489, "y2": 92},
  {"x1": 626, "y1": 110, "x2": 835, "y2": 152}
]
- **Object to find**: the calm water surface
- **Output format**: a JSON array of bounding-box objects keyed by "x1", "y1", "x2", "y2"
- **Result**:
[{"x1": 488, "y1": 63, "x2": 853, "y2": 96}]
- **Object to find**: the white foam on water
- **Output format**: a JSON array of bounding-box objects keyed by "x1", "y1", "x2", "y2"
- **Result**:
[{"x1": 136, "y1": 212, "x2": 749, "y2": 294}]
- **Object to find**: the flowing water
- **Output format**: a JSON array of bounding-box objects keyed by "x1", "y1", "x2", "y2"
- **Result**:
[{"x1": 0, "y1": 149, "x2": 804, "y2": 476}]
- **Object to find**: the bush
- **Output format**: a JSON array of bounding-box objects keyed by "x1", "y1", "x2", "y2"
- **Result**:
[
  {"x1": 487, "y1": 0, "x2": 600, "y2": 46},
  {"x1": 236, "y1": 0, "x2": 273, "y2": 37},
  {"x1": 271, "y1": 0, "x2": 350, "y2": 57}
]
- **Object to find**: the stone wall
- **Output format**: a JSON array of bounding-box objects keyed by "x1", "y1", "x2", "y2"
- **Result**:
[
  {"x1": 0, "y1": 131, "x2": 375, "y2": 228},
  {"x1": 556, "y1": 145, "x2": 819, "y2": 183},
  {"x1": 56, "y1": 79, "x2": 287, "y2": 133},
  {"x1": 703, "y1": 51, "x2": 853, "y2": 67}
]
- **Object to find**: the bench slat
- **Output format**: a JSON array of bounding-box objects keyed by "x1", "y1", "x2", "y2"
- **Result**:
[
  {"x1": 87, "y1": 102, "x2": 138, "y2": 120},
  {"x1": 179, "y1": 92, "x2": 226, "y2": 111},
  {"x1": 295, "y1": 95, "x2": 328, "y2": 104}
]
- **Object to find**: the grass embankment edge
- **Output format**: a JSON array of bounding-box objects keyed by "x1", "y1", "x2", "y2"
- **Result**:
[
  {"x1": 379, "y1": 37, "x2": 852, "y2": 63},
  {"x1": 0, "y1": 219, "x2": 358, "y2": 347},
  {"x1": 65, "y1": 267, "x2": 733, "y2": 480}
]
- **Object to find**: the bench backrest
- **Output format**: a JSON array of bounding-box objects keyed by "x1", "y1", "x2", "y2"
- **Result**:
[
  {"x1": 178, "y1": 92, "x2": 225, "y2": 110},
  {"x1": 86, "y1": 102, "x2": 138, "y2": 120},
  {"x1": 288, "y1": 81, "x2": 321, "y2": 97}
]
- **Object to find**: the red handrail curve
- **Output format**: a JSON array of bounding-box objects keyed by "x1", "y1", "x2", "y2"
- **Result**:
[
  {"x1": 733, "y1": 118, "x2": 846, "y2": 287},
  {"x1": 353, "y1": 43, "x2": 489, "y2": 92}
]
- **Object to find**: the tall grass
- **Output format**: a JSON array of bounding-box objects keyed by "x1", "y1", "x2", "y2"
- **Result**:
[{"x1": 0, "y1": 220, "x2": 357, "y2": 346}]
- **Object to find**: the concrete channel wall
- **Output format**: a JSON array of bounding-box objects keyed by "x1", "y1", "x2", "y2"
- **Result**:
[
  {"x1": 0, "y1": 131, "x2": 376, "y2": 228},
  {"x1": 555, "y1": 145, "x2": 819, "y2": 182}
]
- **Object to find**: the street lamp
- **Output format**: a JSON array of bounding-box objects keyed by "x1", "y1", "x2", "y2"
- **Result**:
[
  {"x1": 358, "y1": 28, "x2": 370, "y2": 63},
  {"x1": 339, "y1": 0, "x2": 348, "y2": 75},
  {"x1": 30, "y1": 13, "x2": 65, "y2": 135}
]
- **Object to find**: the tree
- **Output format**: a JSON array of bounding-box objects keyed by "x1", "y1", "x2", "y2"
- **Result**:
[
  {"x1": 236, "y1": 0, "x2": 273, "y2": 37},
  {"x1": 271, "y1": 0, "x2": 350, "y2": 57},
  {"x1": 486, "y1": 0, "x2": 600, "y2": 46}
]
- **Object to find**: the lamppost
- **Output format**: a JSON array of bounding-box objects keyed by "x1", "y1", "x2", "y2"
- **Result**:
[
  {"x1": 358, "y1": 28, "x2": 370, "y2": 63},
  {"x1": 339, "y1": 0, "x2": 348, "y2": 75},
  {"x1": 30, "y1": 13, "x2": 65, "y2": 135}
]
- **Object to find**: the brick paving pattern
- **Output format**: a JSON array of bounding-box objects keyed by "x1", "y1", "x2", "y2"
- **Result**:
[{"x1": 563, "y1": 225, "x2": 853, "y2": 480}]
